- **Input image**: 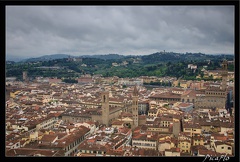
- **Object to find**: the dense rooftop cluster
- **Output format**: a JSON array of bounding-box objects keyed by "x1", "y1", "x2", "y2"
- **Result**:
[{"x1": 5, "y1": 70, "x2": 234, "y2": 157}]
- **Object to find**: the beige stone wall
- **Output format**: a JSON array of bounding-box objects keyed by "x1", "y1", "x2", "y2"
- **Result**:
[
  {"x1": 61, "y1": 115, "x2": 92, "y2": 123},
  {"x1": 158, "y1": 142, "x2": 171, "y2": 152},
  {"x1": 195, "y1": 96, "x2": 226, "y2": 109},
  {"x1": 215, "y1": 144, "x2": 232, "y2": 155},
  {"x1": 165, "y1": 151, "x2": 180, "y2": 156},
  {"x1": 192, "y1": 139, "x2": 204, "y2": 146},
  {"x1": 181, "y1": 95, "x2": 196, "y2": 103},
  {"x1": 132, "y1": 139, "x2": 157, "y2": 150},
  {"x1": 178, "y1": 141, "x2": 191, "y2": 153}
]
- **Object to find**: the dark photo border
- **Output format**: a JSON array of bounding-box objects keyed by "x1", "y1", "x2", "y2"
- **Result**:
[{"x1": 2, "y1": 1, "x2": 239, "y2": 162}]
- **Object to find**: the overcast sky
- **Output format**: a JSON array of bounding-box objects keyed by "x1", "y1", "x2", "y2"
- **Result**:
[{"x1": 6, "y1": 5, "x2": 234, "y2": 59}]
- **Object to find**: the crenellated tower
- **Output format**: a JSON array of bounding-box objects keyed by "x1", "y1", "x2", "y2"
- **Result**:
[
  {"x1": 221, "y1": 59, "x2": 228, "y2": 91},
  {"x1": 101, "y1": 90, "x2": 109, "y2": 126},
  {"x1": 132, "y1": 85, "x2": 139, "y2": 129}
]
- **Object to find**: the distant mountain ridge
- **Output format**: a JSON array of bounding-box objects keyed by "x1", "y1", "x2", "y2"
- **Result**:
[
  {"x1": 80, "y1": 54, "x2": 126, "y2": 60},
  {"x1": 7, "y1": 52, "x2": 234, "y2": 63},
  {"x1": 20, "y1": 54, "x2": 71, "y2": 62},
  {"x1": 11, "y1": 53, "x2": 127, "y2": 62},
  {"x1": 6, "y1": 54, "x2": 28, "y2": 62}
]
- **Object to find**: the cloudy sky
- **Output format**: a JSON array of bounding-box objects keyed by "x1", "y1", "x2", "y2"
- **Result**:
[{"x1": 6, "y1": 5, "x2": 234, "y2": 59}]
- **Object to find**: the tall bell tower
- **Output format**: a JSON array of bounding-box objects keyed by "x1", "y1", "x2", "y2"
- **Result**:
[
  {"x1": 132, "y1": 85, "x2": 139, "y2": 129},
  {"x1": 221, "y1": 59, "x2": 228, "y2": 91},
  {"x1": 101, "y1": 90, "x2": 109, "y2": 126}
]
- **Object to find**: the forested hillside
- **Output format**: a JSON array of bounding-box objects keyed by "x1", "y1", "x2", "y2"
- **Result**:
[{"x1": 6, "y1": 52, "x2": 234, "y2": 81}]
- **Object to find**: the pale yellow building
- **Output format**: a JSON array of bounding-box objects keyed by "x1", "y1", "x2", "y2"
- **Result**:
[
  {"x1": 178, "y1": 139, "x2": 191, "y2": 153},
  {"x1": 192, "y1": 136, "x2": 204, "y2": 146},
  {"x1": 164, "y1": 148, "x2": 181, "y2": 156},
  {"x1": 214, "y1": 141, "x2": 232, "y2": 155},
  {"x1": 183, "y1": 123, "x2": 202, "y2": 137}
]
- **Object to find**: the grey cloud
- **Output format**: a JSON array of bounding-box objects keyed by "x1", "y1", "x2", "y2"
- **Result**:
[{"x1": 6, "y1": 5, "x2": 234, "y2": 58}]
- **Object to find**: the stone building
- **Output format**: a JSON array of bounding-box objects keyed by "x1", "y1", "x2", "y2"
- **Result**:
[
  {"x1": 195, "y1": 60, "x2": 229, "y2": 110},
  {"x1": 61, "y1": 86, "x2": 141, "y2": 129}
]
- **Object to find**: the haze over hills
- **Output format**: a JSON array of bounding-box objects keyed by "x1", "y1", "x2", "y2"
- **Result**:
[
  {"x1": 6, "y1": 53, "x2": 126, "y2": 62},
  {"x1": 6, "y1": 52, "x2": 234, "y2": 63},
  {"x1": 19, "y1": 54, "x2": 72, "y2": 63},
  {"x1": 6, "y1": 54, "x2": 29, "y2": 62}
]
